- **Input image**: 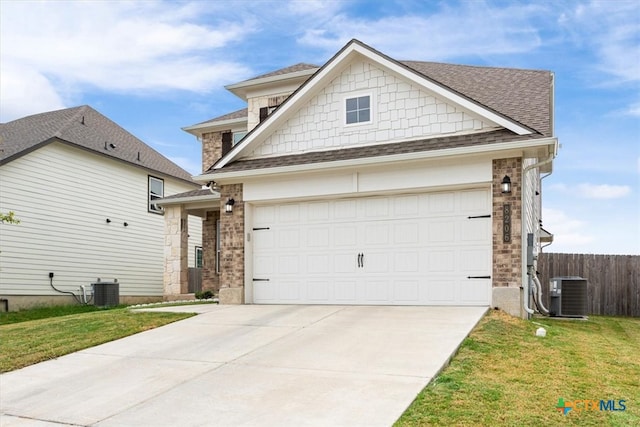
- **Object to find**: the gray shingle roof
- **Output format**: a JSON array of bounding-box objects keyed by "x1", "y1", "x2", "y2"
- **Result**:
[
  {"x1": 208, "y1": 129, "x2": 541, "y2": 174},
  {"x1": 0, "y1": 105, "x2": 197, "y2": 184},
  {"x1": 241, "y1": 63, "x2": 319, "y2": 82},
  {"x1": 190, "y1": 108, "x2": 248, "y2": 127},
  {"x1": 400, "y1": 61, "x2": 552, "y2": 136}
]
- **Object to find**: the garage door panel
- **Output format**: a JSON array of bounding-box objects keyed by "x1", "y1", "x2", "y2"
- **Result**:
[
  {"x1": 307, "y1": 202, "x2": 330, "y2": 221},
  {"x1": 308, "y1": 254, "x2": 331, "y2": 274},
  {"x1": 307, "y1": 227, "x2": 330, "y2": 247},
  {"x1": 335, "y1": 253, "x2": 358, "y2": 273},
  {"x1": 335, "y1": 280, "x2": 357, "y2": 301},
  {"x1": 334, "y1": 200, "x2": 357, "y2": 219},
  {"x1": 427, "y1": 220, "x2": 455, "y2": 243},
  {"x1": 393, "y1": 195, "x2": 419, "y2": 217},
  {"x1": 335, "y1": 225, "x2": 358, "y2": 247},
  {"x1": 364, "y1": 280, "x2": 390, "y2": 302},
  {"x1": 394, "y1": 222, "x2": 419, "y2": 244},
  {"x1": 278, "y1": 281, "x2": 301, "y2": 301},
  {"x1": 427, "y1": 279, "x2": 456, "y2": 302},
  {"x1": 427, "y1": 192, "x2": 455, "y2": 215},
  {"x1": 307, "y1": 280, "x2": 331, "y2": 301},
  {"x1": 362, "y1": 252, "x2": 389, "y2": 273},
  {"x1": 277, "y1": 254, "x2": 300, "y2": 274},
  {"x1": 460, "y1": 219, "x2": 491, "y2": 242},
  {"x1": 460, "y1": 189, "x2": 490, "y2": 212},
  {"x1": 394, "y1": 280, "x2": 419, "y2": 302},
  {"x1": 460, "y1": 248, "x2": 490, "y2": 272},
  {"x1": 364, "y1": 223, "x2": 390, "y2": 245},
  {"x1": 395, "y1": 252, "x2": 419, "y2": 272},
  {"x1": 459, "y1": 279, "x2": 490, "y2": 303},
  {"x1": 278, "y1": 204, "x2": 300, "y2": 222},
  {"x1": 426, "y1": 250, "x2": 456, "y2": 273}
]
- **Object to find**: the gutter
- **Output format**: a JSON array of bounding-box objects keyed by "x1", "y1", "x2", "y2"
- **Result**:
[{"x1": 521, "y1": 144, "x2": 557, "y2": 316}]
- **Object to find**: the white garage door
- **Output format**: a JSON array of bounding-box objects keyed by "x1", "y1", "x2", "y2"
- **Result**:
[{"x1": 251, "y1": 189, "x2": 491, "y2": 305}]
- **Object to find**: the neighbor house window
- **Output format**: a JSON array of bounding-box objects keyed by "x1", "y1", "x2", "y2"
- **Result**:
[
  {"x1": 148, "y1": 176, "x2": 164, "y2": 214},
  {"x1": 195, "y1": 246, "x2": 203, "y2": 268},
  {"x1": 232, "y1": 131, "x2": 248, "y2": 145},
  {"x1": 345, "y1": 95, "x2": 371, "y2": 124}
]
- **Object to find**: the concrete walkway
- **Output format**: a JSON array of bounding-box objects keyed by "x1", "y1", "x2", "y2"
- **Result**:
[{"x1": 1, "y1": 305, "x2": 487, "y2": 426}]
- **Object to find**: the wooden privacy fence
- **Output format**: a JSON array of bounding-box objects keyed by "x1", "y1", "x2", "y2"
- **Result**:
[{"x1": 537, "y1": 253, "x2": 640, "y2": 317}]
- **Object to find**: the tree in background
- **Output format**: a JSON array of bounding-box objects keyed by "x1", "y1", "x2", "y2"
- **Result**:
[{"x1": 0, "y1": 211, "x2": 20, "y2": 224}]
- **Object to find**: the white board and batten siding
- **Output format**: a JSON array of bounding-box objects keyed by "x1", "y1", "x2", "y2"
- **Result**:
[{"x1": 0, "y1": 142, "x2": 202, "y2": 297}]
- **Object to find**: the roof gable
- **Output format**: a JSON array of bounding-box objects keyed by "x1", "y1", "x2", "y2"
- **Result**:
[
  {"x1": 0, "y1": 106, "x2": 196, "y2": 184},
  {"x1": 214, "y1": 39, "x2": 542, "y2": 170}
]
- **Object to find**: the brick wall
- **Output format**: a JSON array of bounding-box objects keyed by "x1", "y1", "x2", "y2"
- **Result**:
[
  {"x1": 219, "y1": 184, "x2": 244, "y2": 295},
  {"x1": 202, "y1": 131, "x2": 224, "y2": 173},
  {"x1": 492, "y1": 157, "x2": 523, "y2": 287},
  {"x1": 202, "y1": 210, "x2": 220, "y2": 292}
]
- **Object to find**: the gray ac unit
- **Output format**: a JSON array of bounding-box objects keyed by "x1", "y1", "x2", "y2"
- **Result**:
[
  {"x1": 549, "y1": 277, "x2": 588, "y2": 317},
  {"x1": 93, "y1": 279, "x2": 120, "y2": 307}
]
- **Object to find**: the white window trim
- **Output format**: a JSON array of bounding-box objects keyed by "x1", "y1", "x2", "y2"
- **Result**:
[
  {"x1": 343, "y1": 92, "x2": 375, "y2": 128},
  {"x1": 148, "y1": 176, "x2": 164, "y2": 214}
]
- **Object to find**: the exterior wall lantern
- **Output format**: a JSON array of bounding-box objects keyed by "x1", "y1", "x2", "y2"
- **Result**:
[
  {"x1": 225, "y1": 198, "x2": 235, "y2": 214},
  {"x1": 501, "y1": 175, "x2": 512, "y2": 194}
]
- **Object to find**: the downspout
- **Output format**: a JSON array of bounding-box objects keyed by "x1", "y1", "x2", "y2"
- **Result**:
[{"x1": 522, "y1": 143, "x2": 557, "y2": 316}]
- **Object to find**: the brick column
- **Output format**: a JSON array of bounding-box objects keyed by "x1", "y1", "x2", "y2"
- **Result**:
[
  {"x1": 163, "y1": 205, "x2": 188, "y2": 297},
  {"x1": 218, "y1": 183, "x2": 244, "y2": 304},
  {"x1": 202, "y1": 210, "x2": 220, "y2": 292},
  {"x1": 492, "y1": 157, "x2": 523, "y2": 287}
]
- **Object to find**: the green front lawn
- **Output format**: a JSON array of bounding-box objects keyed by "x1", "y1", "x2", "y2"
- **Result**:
[
  {"x1": 397, "y1": 310, "x2": 640, "y2": 426},
  {"x1": 0, "y1": 306, "x2": 193, "y2": 373}
]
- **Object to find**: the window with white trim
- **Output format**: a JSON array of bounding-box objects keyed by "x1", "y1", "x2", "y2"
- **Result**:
[
  {"x1": 195, "y1": 246, "x2": 203, "y2": 268},
  {"x1": 345, "y1": 95, "x2": 371, "y2": 124},
  {"x1": 148, "y1": 176, "x2": 164, "y2": 214}
]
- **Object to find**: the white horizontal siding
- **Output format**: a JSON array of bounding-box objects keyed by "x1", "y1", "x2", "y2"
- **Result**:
[{"x1": 0, "y1": 142, "x2": 201, "y2": 297}]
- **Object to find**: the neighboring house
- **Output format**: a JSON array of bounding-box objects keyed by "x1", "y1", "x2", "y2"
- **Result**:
[
  {"x1": 164, "y1": 39, "x2": 558, "y2": 317},
  {"x1": 0, "y1": 105, "x2": 202, "y2": 310}
]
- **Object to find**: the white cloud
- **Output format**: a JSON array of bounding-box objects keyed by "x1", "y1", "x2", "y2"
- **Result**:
[
  {"x1": 297, "y1": 2, "x2": 544, "y2": 60},
  {"x1": 576, "y1": 183, "x2": 631, "y2": 199},
  {"x1": 0, "y1": 0, "x2": 253, "y2": 121},
  {"x1": 542, "y1": 207, "x2": 595, "y2": 249},
  {"x1": 560, "y1": 1, "x2": 640, "y2": 84}
]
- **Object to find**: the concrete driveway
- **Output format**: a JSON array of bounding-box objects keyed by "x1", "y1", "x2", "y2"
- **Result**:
[{"x1": 1, "y1": 305, "x2": 486, "y2": 426}]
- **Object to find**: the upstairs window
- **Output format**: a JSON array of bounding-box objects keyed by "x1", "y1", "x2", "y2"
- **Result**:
[
  {"x1": 148, "y1": 176, "x2": 164, "y2": 214},
  {"x1": 346, "y1": 95, "x2": 371, "y2": 124}
]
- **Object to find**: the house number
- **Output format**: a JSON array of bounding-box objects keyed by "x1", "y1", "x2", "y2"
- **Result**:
[{"x1": 503, "y1": 204, "x2": 511, "y2": 243}]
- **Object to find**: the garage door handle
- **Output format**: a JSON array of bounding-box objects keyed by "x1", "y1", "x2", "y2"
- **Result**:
[
  {"x1": 467, "y1": 275, "x2": 491, "y2": 279},
  {"x1": 357, "y1": 253, "x2": 363, "y2": 268}
]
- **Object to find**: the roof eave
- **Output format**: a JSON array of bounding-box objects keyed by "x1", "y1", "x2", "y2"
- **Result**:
[
  {"x1": 182, "y1": 116, "x2": 248, "y2": 137},
  {"x1": 195, "y1": 136, "x2": 558, "y2": 183}
]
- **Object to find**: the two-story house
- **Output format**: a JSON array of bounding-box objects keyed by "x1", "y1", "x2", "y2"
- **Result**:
[
  {"x1": 0, "y1": 105, "x2": 202, "y2": 310},
  {"x1": 162, "y1": 39, "x2": 557, "y2": 317}
]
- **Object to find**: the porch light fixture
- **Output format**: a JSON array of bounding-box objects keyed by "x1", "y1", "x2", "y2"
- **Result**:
[
  {"x1": 501, "y1": 175, "x2": 512, "y2": 194},
  {"x1": 225, "y1": 198, "x2": 235, "y2": 214}
]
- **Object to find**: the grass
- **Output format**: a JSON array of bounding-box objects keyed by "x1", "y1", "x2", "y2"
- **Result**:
[
  {"x1": 0, "y1": 305, "x2": 194, "y2": 373},
  {"x1": 396, "y1": 310, "x2": 640, "y2": 426}
]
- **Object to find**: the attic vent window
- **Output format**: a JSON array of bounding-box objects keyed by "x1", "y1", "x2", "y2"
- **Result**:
[{"x1": 345, "y1": 95, "x2": 371, "y2": 124}]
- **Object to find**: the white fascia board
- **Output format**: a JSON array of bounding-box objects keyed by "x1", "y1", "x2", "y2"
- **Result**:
[
  {"x1": 182, "y1": 117, "x2": 247, "y2": 137},
  {"x1": 216, "y1": 41, "x2": 533, "y2": 169},
  {"x1": 158, "y1": 194, "x2": 219, "y2": 206},
  {"x1": 197, "y1": 137, "x2": 558, "y2": 183}
]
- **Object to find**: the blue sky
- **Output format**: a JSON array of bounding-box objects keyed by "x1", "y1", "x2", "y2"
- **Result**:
[{"x1": 1, "y1": 0, "x2": 638, "y2": 255}]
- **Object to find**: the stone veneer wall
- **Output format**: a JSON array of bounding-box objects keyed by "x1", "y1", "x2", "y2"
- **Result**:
[
  {"x1": 218, "y1": 183, "x2": 245, "y2": 303},
  {"x1": 202, "y1": 131, "x2": 224, "y2": 172},
  {"x1": 202, "y1": 210, "x2": 220, "y2": 292},
  {"x1": 163, "y1": 205, "x2": 188, "y2": 295},
  {"x1": 492, "y1": 157, "x2": 523, "y2": 287}
]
